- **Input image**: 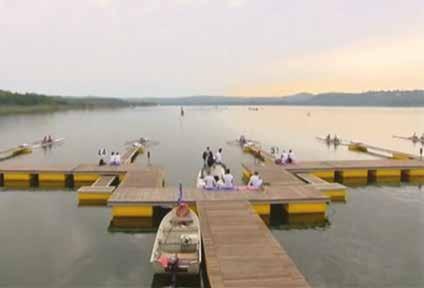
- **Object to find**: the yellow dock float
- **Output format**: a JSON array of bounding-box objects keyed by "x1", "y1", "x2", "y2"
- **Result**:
[
  {"x1": 311, "y1": 170, "x2": 335, "y2": 182},
  {"x1": 0, "y1": 163, "x2": 74, "y2": 188},
  {"x1": 112, "y1": 205, "x2": 153, "y2": 217},
  {"x1": 73, "y1": 164, "x2": 128, "y2": 188},
  {"x1": 78, "y1": 175, "x2": 118, "y2": 205},
  {"x1": 296, "y1": 173, "x2": 347, "y2": 201},
  {"x1": 106, "y1": 167, "x2": 166, "y2": 228},
  {"x1": 3, "y1": 172, "x2": 31, "y2": 182},
  {"x1": 374, "y1": 169, "x2": 401, "y2": 183},
  {"x1": 252, "y1": 203, "x2": 271, "y2": 216},
  {"x1": 340, "y1": 169, "x2": 368, "y2": 179},
  {"x1": 285, "y1": 202, "x2": 328, "y2": 214}
]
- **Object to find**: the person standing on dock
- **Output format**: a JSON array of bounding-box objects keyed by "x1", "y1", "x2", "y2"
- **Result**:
[
  {"x1": 420, "y1": 147, "x2": 423, "y2": 160},
  {"x1": 288, "y1": 149, "x2": 296, "y2": 164},
  {"x1": 280, "y1": 150, "x2": 288, "y2": 165},
  {"x1": 207, "y1": 150, "x2": 215, "y2": 168},
  {"x1": 215, "y1": 148, "x2": 224, "y2": 165},
  {"x1": 202, "y1": 147, "x2": 210, "y2": 167}
]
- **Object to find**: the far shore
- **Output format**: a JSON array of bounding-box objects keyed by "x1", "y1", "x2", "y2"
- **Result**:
[{"x1": 0, "y1": 104, "x2": 154, "y2": 116}]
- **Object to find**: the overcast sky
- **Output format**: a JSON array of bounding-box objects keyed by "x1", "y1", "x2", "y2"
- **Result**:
[{"x1": 1, "y1": 0, "x2": 424, "y2": 98}]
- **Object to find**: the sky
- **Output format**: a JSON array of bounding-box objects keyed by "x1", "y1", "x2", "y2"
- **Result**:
[{"x1": 1, "y1": 0, "x2": 424, "y2": 98}]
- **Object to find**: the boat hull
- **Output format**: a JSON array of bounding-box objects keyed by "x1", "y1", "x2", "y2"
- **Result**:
[{"x1": 150, "y1": 207, "x2": 202, "y2": 275}]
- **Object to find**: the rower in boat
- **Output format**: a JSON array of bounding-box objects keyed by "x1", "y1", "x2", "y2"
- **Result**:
[
  {"x1": 333, "y1": 135, "x2": 339, "y2": 144},
  {"x1": 239, "y1": 135, "x2": 247, "y2": 146}
]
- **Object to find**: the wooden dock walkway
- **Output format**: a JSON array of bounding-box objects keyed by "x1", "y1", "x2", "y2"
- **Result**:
[
  {"x1": 197, "y1": 200, "x2": 310, "y2": 288},
  {"x1": 121, "y1": 145, "x2": 143, "y2": 164}
]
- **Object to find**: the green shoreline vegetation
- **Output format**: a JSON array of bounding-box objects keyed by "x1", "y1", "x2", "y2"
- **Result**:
[{"x1": 0, "y1": 90, "x2": 155, "y2": 115}]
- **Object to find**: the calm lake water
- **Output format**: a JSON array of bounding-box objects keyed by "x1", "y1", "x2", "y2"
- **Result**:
[{"x1": 0, "y1": 106, "x2": 423, "y2": 287}]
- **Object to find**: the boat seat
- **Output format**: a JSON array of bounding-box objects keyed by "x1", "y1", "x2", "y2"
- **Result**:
[
  {"x1": 177, "y1": 252, "x2": 198, "y2": 261},
  {"x1": 159, "y1": 232, "x2": 199, "y2": 253},
  {"x1": 159, "y1": 242, "x2": 198, "y2": 253},
  {"x1": 170, "y1": 216, "x2": 193, "y2": 225},
  {"x1": 161, "y1": 225, "x2": 198, "y2": 233}
]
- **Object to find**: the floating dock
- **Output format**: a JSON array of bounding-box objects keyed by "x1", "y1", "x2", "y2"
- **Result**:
[
  {"x1": 197, "y1": 200, "x2": 310, "y2": 287},
  {"x1": 108, "y1": 184, "x2": 329, "y2": 220},
  {"x1": 348, "y1": 142, "x2": 418, "y2": 160},
  {"x1": 242, "y1": 163, "x2": 348, "y2": 202},
  {"x1": 77, "y1": 175, "x2": 118, "y2": 205},
  {"x1": 284, "y1": 159, "x2": 424, "y2": 183}
]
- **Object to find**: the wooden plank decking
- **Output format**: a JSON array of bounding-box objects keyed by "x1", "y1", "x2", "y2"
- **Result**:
[
  {"x1": 108, "y1": 185, "x2": 328, "y2": 206},
  {"x1": 92, "y1": 175, "x2": 117, "y2": 187},
  {"x1": 117, "y1": 167, "x2": 165, "y2": 188},
  {"x1": 197, "y1": 200, "x2": 310, "y2": 288},
  {"x1": 242, "y1": 163, "x2": 305, "y2": 186}
]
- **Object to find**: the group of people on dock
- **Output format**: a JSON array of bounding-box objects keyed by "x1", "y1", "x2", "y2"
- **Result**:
[
  {"x1": 200, "y1": 145, "x2": 263, "y2": 190},
  {"x1": 201, "y1": 168, "x2": 263, "y2": 191},
  {"x1": 202, "y1": 147, "x2": 224, "y2": 169},
  {"x1": 98, "y1": 148, "x2": 121, "y2": 166},
  {"x1": 274, "y1": 149, "x2": 296, "y2": 165},
  {"x1": 203, "y1": 168, "x2": 234, "y2": 190},
  {"x1": 411, "y1": 132, "x2": 424, "y2": 142}
]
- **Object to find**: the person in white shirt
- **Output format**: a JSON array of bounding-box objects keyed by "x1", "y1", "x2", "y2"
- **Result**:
[
  {"x1": 115, "y1": 152, "x2": 121, "y2": 165},
  {"x1": 220, "y1": 168, "x2": 234, "y2": 190},
  {"x1": 280, "y1": 150, "x2": 288, "y2": 165},
  {"x1": 288, "y1": 149, "x2": 295, "y2": 164},
  {"x1": 248, "y1": 171, "x2": 263, "y2": 189},
  {"x1": 109, "y1": 152, "x2": 116, "y2": 165},
  {"x1": 215, "y1": 148, "x2": 223, "y2": 164},
  {"x1": 203, "y1": 172, "x2": 217, "y2": 190}
]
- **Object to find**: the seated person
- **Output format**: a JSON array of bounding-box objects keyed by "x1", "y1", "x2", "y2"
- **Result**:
[
  {"x1": 248, "y1": 171, "x2": 263, "y2": 189},
  {"x1": 219, "y1": 168, "x2": 234, "y2": 190},
  {"x1": 114, "y1": 152, "x2": 121, "y2": 165},
  {"x1": 109, "y1": 152, "x2": 116, "y2": 165},
  {"x1": 203, "y1": 172, "x2": 217, "y2": 190},
  {"x1": 288, "y1": 149, "x2": 295, "y2": 164}
]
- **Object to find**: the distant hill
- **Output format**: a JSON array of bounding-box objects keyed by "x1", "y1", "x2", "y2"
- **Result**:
[
  {"x1": 0, "y1": 89, "x2": 154, "y2": 115},
  {"x1": 138, "y1": 90, "x2": 424, "y2": 107}
]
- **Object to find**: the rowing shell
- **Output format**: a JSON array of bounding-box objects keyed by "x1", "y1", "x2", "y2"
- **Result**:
[
  {"x1": 393, "y1": 135, "x2": 424, "y2": 143},
  {"x1": 32, "y1": 138, "x2": 65, "y2": 149}
]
